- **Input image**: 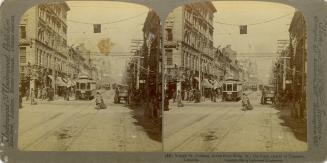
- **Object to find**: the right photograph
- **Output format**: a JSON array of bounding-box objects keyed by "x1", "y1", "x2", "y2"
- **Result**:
[{"x1": 163, "y1": 1, "x2": 307, "y2": 152}]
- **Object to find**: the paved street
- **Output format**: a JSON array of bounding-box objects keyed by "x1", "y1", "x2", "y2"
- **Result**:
[
  {"x1": 164, "y1": 91, "x2": 307, "y2": 152},
  {"x1": 18, "y1": 90, "x2": 161, "y2": 151}
]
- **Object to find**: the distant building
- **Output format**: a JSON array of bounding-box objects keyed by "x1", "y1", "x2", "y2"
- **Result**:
[
  {"x1": 221, "y1": 45, "x2": 241, "y2": 80},
  {"x1": 72, "y1": 43, "x2": 98, "y2": 80},
  {"x1": 213, "y1": 47, "x2": 231, "y2": 81}
]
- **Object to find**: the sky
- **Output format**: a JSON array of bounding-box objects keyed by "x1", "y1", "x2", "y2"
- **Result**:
[
  {"x1": 212, "y1": 1, "x2": 295, "y2": 84},
  {"x1": 66, "y1": 1, "x2": 295, "y2": 84},
  {"x1": 66, "y1": 1, "x2": 148, "y2": 83}
]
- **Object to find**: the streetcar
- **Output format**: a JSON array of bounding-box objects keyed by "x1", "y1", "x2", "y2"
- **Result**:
[
  {"x1": 222, "y1": 79, "x2": 243, "y2": 101},
  {"x1": 75, "y1": 75, "x2": 97, "y2": 100},
  {"x1": 104, "y1": 83, "x2": 111, "y2": 90}
]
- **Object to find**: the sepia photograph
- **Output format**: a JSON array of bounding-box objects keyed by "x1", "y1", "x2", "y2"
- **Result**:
[
  {"x1": 2, "y1": 0, "x2": 327, "y2": 162},
  {"x1": 17, "y1": 1, "x2": 162, "y2": 151},
  {"x1": 162, "y1": 1, "x2": 307, "y2": 152}
]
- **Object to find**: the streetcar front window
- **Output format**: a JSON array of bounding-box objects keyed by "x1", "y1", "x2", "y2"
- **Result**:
[
  {"x1": 227, "y1": 84, "x2": 232, "y2": 91},
  {"x1": 80, "y1": 83, "x2": 86, "y2": 90},
  {"x1": 87, "y1": 83, "x2": 90, "y2": 89},
  {"x1": 233, "y1": 84, "x2": 237, "y2": 91}
]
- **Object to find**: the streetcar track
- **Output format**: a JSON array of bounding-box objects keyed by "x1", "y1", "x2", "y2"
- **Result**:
[
  {"x1": 164, "y1": 102, "x2": 237, "y2": 138},
  {"x1": 210, "y1": 109, "x2": 247, "y2": 151},
  {"x1": 21, "y1": 98, "x2": 96, "y2": 150},
  {"x1": 63, "y1": 112, "x2": 100, "y2": 151},
  {"x1": 60, "y1": 90, "x2": 115, "y2": 151},
  {"x1": 20, "y1": 112, "x2": 64, "y2": 135},
  {"x1": 166, "y1": 95, "x2": 255, "y2": 151},
  {"x1": 167, "y1": 104, "x2": 237, "y2": 151}
]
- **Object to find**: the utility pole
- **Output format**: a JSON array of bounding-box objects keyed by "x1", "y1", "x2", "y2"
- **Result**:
[
  {"x1": 282, "y1": 57, "x2": 287, "y2": 90},
  {"x1": 130, "y1": 39, "x2": 143, "y2": 90},
  {"x1": 198, "y1": 53, "x2": 202, "y2": 101}
]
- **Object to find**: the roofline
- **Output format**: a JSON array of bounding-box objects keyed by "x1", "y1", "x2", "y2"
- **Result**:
[{"x1": 205, "y1": 1, "x2": 217, "y2": 13}]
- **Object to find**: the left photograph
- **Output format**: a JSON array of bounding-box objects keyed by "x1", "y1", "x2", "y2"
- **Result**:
[{"x1": 18, "y1": 1, "x2": 162, "y2": 151}]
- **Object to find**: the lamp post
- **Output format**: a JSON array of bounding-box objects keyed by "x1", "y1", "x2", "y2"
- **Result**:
[{"x1": 198, "y1": 53, "x2": 202, "y2": 101}]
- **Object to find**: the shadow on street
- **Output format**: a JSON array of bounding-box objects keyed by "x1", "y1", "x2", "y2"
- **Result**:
[
  {"x1": 274, "y1": 105, "x2": 307, "y2": 142},
  {"x1": 124, "y1": 103, "x2": 162, "y2": 143}
]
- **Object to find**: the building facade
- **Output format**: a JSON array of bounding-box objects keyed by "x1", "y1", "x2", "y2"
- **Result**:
[
  {"x1": 19, "y1": 2, "x2": 70, "y2": 96},
  {"x1": 163, "y1": 2, "x2": 217, "y2": 94},
  {"x1": 289, "y1": 11, "x2": 307, "y2": 120}
]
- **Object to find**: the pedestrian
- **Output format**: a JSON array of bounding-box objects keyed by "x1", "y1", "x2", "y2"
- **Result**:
[
  {"x1": 30, "y1": 88, "x2": 37, "y2": 105},
  {"x1": 25, "y1": 88, "x2": 30, "y2": 101},
  {"x1": 260, "y1": 87, "x2": 266, "y2": 104},
  {"x1": 65, "y1": 86, "x2": 70, "y2": 101},
  {"x1": 242, "y1": 93, "x2": 252, "y2": 111},
  {"x1": 172, "y1": 89, "x2": 176, "y2": 103},
  {"x1": 189, "y1": 89, "x2": 193, "y2": 101},
  {"x1": 19, "y1": 87, "x2": 23, "y2": 108},
  {"x1": 212, "y1": 88, "x2": 216, "y2": 102},
  {"x1": 177, "y1": 90, "x2": 184, "y2": 107},
  {"x1": 37, "y1": 87, "x2": 41, "y2": 99},
  {"x1": 95, "y1": 91, "x2": 103, "y2": 110},
  {"x1": 42, "y1": 87, "x2": 47, "y2": 100},
  {"x1": 164, "y1": 91, "x2": 169, "y2": 111},
  {"x1": 194, "y1": 89, "x2": 200, "y2": 103}
]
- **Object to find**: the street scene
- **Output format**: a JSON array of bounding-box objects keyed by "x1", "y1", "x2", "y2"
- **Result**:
[
  {"x1": 163, "y1": 1, "x2": 307, "y2": 152},
  {"x1": 18, "y1": 2, "x2": 161, "y2": 151}
]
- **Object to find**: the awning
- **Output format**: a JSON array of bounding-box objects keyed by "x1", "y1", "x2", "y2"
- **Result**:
[
  {"x1": 71, "y1": 80, "x2": 76, "y2": 86},
  {"x1": 194, "y1": 77, "x2": 200, "y2": 82},
  {"x1": 62, "y1": 77, "x2": 68, "y2": 83},
  {"x1": 213, "y1": 80, "x2": 223, "y2": 89},
  {"x1": 202, "y1": 79, "x2": 213, "y2": 88},
  {"x1": 56, "y1": 77, "x2": 67, "y2": 87},
  {"x1": 47, "y1": 75, "x2": 54, "y2": 81},
  {"x1": 66, "y1": 80, "x2": 73, "y2": 87}
]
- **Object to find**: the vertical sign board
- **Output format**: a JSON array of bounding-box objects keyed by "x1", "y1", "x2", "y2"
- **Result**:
[
  {"x1": 240, "y1": 25, "x2": 247, "y2": 34},
  {"x1": 93, "y1": 24, "x2": 101, "y2": 33}
]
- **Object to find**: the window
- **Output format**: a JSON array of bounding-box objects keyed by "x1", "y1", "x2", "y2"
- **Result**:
[
  {"x1": 166, "y1": 49, "x2": 173, "y2": 65},
  {"x1": 181, "y1": 52, "x2": 185, "y2": 67},
  {"x1": 35, "y1": 49, "x2": 39, "y2": 65},
  {"x1": 166, "y1": 28, "x2": 173, "y2": 41},
  {"x1": 20, "y1": 47, "x2": 26, "y2": 64},
  {"x1": 233, "y1": 84, "x2": 237, "y2": 91},
  {"x1": 80, "y1": 83, "x2": 85, "y2": 89},
  {"x1": 185, "y1": 53, "x2": 188, "y2": 67},
  {"x1": 87, "y1": 83, "x2": 91, "y2": 89},
  {"x1": 227, "y1": 84, "x2": 232, "y2": 91},
  {"x1": 20, "y1": 26, "x2": 26, "y2": 39}
]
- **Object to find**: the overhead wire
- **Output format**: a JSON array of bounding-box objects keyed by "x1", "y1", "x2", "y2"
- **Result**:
[
  {"x1": 215, "y1": 12, "x2": 293, "y2": 26},
  {"x1": 66, "y1": 11, "x2": 148, "y2": 25}
]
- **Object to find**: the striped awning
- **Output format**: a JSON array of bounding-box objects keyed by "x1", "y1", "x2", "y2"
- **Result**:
[
  {"x1": 202, "y1": 79, "x2": 213, "y2": 88},
  {"x1": 56, "y1": 77, "x2": 67, "y2": 87}
]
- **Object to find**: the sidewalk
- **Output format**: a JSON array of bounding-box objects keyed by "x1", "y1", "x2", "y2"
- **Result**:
[{"x1": 22, "y1": 95, "x2": 78, "y2": 106}]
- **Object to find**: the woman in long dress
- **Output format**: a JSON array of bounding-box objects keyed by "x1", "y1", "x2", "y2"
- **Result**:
[
  {"x1": 177, "y1": 90, "x2": 184, "y2": 107},
  {"x1": 95, "y1": 91, "x2": 103, "y2": 109}
]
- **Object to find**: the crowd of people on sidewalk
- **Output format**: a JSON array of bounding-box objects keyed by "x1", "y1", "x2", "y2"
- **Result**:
[
  {"x1": 164, "y1": 88, "x2": 223, "y2": 111},
  {"x1": 19, "y1": 85, "x2": 75, "y2": 108}
]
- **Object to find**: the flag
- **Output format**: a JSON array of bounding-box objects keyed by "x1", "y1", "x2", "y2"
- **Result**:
[
  {"x1": 240, "y1": 25, "x2": 247, "y2": 34},
  {"x1": 94, "y1": 24, "x2": 101, "y2": 33}
]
